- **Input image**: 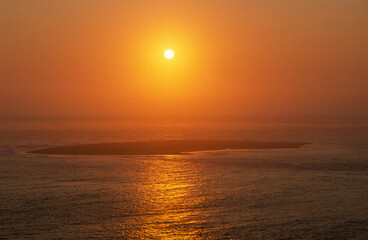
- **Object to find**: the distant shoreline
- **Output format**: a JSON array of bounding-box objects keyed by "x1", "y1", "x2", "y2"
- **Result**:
[{"x1": 28, "y1": 140, "x2": 309, "y2": 156}]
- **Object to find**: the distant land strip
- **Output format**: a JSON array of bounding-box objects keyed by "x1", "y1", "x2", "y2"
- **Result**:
[{"x1": 28, "y1": 140, "x2": 309, "y2": 155}]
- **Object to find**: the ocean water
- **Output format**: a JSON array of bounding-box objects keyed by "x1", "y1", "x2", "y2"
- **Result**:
[{"x1": 0, "y1": 120, "x2": 368, "y2": 239}]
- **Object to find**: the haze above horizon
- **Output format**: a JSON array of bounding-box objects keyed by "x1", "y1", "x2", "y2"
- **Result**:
[{"x1": 1, "y1": 0, "x2": 367, "y2": 118}]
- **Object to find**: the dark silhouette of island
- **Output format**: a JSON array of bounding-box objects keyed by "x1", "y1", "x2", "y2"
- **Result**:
[{"x1": 28, "y1": 140, "x2": 308, "y2": 155}]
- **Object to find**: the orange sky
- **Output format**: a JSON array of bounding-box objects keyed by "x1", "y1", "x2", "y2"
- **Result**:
[{"x1": 1, "y1": 0, "x2": 367, "y2": 117}]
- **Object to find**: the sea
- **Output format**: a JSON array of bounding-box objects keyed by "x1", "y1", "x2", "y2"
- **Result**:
[{"x1": 0, "y1": 117, "x2": 367, "y2": 239}]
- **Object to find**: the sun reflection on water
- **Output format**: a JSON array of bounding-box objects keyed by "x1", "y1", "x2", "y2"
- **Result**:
[{"x1": 120, "y1": 154, "x2": 208, "y2": 239}]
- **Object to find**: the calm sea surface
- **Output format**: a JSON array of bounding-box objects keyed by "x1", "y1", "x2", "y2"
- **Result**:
[{"x1": 1, "y1": 120, "x2": 368, "y2": 239}]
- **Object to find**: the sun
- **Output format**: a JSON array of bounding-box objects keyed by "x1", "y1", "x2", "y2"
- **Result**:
[{"x1": 164, "y1": 49, "x2": 174, "y2": 59}]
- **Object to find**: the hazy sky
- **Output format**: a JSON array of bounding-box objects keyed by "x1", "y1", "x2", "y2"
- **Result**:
[{"x1": 1, "y1": 0, "x2": 367, "y2": 117}]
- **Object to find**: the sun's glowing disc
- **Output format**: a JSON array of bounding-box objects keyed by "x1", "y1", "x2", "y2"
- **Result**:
[{"x1": 164, "y1": 49, "x2": 174, "y2": 59}]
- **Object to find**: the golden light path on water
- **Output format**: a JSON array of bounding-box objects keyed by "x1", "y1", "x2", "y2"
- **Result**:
[{"x1": 119, "y1": 154, "x2": 211, "y2": 239}]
